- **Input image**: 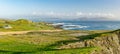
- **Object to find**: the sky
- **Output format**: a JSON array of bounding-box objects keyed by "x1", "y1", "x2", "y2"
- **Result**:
[{"x1": 0, "y1": 0, "x2": 120, "y2": 20}]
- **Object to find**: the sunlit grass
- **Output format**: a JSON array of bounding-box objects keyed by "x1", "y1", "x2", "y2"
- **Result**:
[
  {"x1": 0, "y1": 19, "x2": 55, "y2": 31},
  {"x1": 0, "y1": 30, "x2": 100, "y2": 54}
]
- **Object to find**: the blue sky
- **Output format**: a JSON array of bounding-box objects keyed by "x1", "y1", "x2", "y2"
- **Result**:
[{"x1": 0, "y1": 0, "x2": 120, "y2": 20}]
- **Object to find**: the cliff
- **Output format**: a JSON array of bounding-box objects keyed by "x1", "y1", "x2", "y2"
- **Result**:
[{"x1": 58, "y1": 29, "x2": 120, "y2": 54}]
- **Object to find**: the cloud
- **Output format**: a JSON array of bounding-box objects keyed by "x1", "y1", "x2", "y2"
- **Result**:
[
  {"x1": 76, "y1": 12, "x2": 83, "y2": 16},
  {"x1": 32, "y1": 11, "x2": 116, "y2": 19},
  {"x1": 76, "y1": 12, "x2": 115, "y2": 18}
]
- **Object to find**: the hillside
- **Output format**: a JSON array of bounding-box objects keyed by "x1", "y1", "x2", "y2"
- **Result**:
[
  {"x1": 58, "y1": 29, "x2": 120, "y2": 54},
  {"x1": 0, "y1": 19, "x2": 55, "y2": 31},
  {"x1": 0, "y1": 30, "x2": 94, "y2": 54},
  {"x1": 0, "y1": 19, "x2": 120, "y2": 54}
]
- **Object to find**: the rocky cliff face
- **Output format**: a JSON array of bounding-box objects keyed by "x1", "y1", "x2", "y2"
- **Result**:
[{"x1": 59, "y1": 29, "x2": 120, "y2": 54}]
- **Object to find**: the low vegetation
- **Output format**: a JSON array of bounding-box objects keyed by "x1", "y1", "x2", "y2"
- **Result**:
[
  {"x1": 0, "y1": 19, "x2": 55, "y2": 31},
  {"x1": 0, "y1": 30, "x2": 100, "y2": 54},
  {"x1": 0, "y1": 19, "x2": 117, "y2": 54}
]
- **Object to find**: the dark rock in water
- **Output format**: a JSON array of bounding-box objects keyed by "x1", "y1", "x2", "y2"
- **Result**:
[
  {"x1": 54, "y1": 25, "x2": 63, "y2": 29},
  {"x1": 50, "y1": 23, "x2": 64, "y2": 29}
]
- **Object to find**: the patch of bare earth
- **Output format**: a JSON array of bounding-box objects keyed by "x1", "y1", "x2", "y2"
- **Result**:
[{"x1": 0, "y1": 30, "x2": 62, "y2": 35}]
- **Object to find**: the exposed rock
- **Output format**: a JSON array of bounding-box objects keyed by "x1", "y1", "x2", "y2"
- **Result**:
[
  {"x1": 59, "y1": 29, "x2": 120, "y2": 54},
  {"x1": 3, "y1": 25, "x2": 12, "y2": 29}
]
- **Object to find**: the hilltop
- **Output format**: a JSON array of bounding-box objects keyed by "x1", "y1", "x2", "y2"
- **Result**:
[{"x1": 0, "y1": 19, "x2": 55, "y2": 31}]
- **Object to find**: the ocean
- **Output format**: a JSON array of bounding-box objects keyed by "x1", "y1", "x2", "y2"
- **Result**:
[{"x1": 33, "y1": 19, "x2": 120, "y2": 30}]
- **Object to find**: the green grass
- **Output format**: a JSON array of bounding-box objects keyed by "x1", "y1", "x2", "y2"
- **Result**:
[
  {"x1": 0, "y1": 30, "x2": 99, "y2": 54},
  {"x1": 36, "y1": 47, "x2": 98, "y2": 54},
  {"x1": 0, "y1": 19, "x2": 55, "y2": 31},
  {"x1": 0, "y1": 19, "x2": 118, "y2": 54},
  {"x1": 0, "y1": 47, "x2": 98, "y2": 54}
]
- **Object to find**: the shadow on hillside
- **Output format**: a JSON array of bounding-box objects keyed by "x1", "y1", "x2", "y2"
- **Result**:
[
  {"x1": 1, "y1": 30, "x2": 118, "y2": 53},
  {"x1": 0, "y1": 50, "x2": 35, "y2": 54},
  {"x1": 42, "y1": 31, "x2": 111, "y2": 51}
]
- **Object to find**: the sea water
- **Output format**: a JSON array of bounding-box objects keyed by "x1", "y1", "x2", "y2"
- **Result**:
[
  {"x1": 50, "y1": 20, "x2": 120, "y2": 30},
  {"x1": 33, "y1": 19, "x2": 120, "y2": 30}
]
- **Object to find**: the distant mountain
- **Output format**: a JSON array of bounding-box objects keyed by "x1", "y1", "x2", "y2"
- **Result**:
[{"x1": 1, "y1": 15, "x2": 118, "y2": 22}]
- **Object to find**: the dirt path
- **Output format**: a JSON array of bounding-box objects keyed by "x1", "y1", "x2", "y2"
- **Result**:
[
  {"x1": 70, "y1": 33, "x2": 89, "y2": 36},
  {"x1": 0, "y1": 30, "x2": 62, "y2": 35}
]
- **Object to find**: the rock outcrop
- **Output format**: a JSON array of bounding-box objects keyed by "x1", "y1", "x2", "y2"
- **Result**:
[{"x1": 59, "y1": 29, "x2": 120, "y2": 54}]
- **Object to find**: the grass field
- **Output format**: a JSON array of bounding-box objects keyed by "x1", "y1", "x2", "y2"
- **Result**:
[
  {"x1": 0, "y1": 19, "x2": 55, "y2": 31},
  {"x1": 0, "y1": 19, "x2": 110, "y2": 54},
  {"x1": 0, "y1": 30, "x2": 100, "y2": 54}
]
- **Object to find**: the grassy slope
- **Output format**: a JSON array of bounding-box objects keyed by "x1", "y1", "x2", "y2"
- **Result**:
[
  {"x1": 0, "y1": 19, "x2": 112, "y2": 54},
  {"x1": 0, "y1": 19, "x2": 55, "y2": 31},
  {"x1": 0, "y1": 30, "x2": 98, "y2": 54}
]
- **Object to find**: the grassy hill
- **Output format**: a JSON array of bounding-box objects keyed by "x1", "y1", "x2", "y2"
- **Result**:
[
  {"x1": 0, "y1": 30, "x2": 98, "y2": 54},
  {"x1": 0, "y1": 19, "x2": 119, "y2": 54},
  {"x1": 0, "y1": 29, "x2": 118, "y2": 54},
  {"x1": 0, "y1": 19, "x2": 55, "y2": 31}
]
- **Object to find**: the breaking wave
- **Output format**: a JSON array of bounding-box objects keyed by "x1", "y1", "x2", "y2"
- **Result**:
[{"x1": 52, "y1": 23, "x2": 89, "y2": 30}]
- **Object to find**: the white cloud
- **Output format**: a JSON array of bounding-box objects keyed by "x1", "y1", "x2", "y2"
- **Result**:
[
  {"x1": 76, "y1": 12, "x2": 83, "y2": 16},
  {"x1": 32, "y1": 11, "x2": 116, "y2": 19},
  {"x1": 75, "y1": 12, "x2": 116, "y2": 18}
]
